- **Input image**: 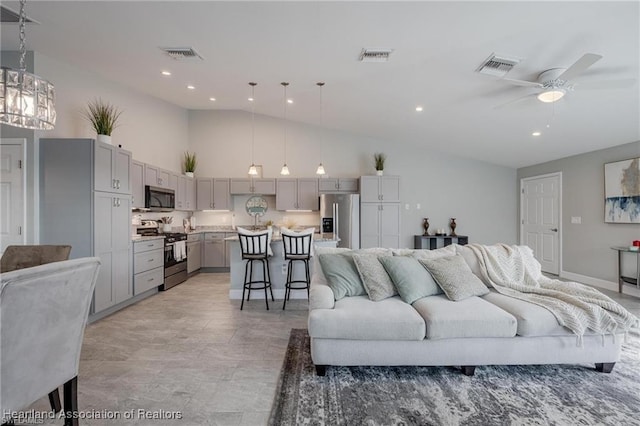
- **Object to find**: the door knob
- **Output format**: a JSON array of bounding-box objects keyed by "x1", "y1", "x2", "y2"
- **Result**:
[{"x1": 550, "y1": 228, "x2": 558, "y2": 232}]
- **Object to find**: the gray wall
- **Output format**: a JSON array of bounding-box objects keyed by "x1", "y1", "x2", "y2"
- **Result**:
[{"x1": 517, "y1": 140, "x2": 640, "y2": 284}]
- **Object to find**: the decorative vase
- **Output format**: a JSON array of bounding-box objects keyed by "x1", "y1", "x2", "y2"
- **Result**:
[
  {"x1": 376, "y1": 170, "x2": 384, "y2": 176},
  {"x1": 450, "y1": 218, "x2": 457, "y2": 236},
  {"x1": 185, "y1": 172, "x2": 194, "y2": 178},
  {"x1": 422, "y1": 218, "x2": 430, "y2": 236},
  {"x1": 163, "y1": 224, "x2": 172, "y2": 233},
  {"x1": 97, "y1": 134, "x2": 112, "y2": 145}
]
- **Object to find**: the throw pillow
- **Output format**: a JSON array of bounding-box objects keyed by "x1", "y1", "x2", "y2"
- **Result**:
[
  {"x1": 318, "y1": 253, "x2": 366, "y2": 300},
  {"x1": 352, "y1": 254, "x2": 396, "y2": 301},
  {"x1": 419, "y1": 255, "x2": 489, "y2": 301},
  {"x1": 379, "y1": 256, "x2": 442, "y2": 304},
  {"x1": 280, "y1": 227, "x2": 315, "y2": 257},
  {"x1": 236, "y1": 226, "x2": 273, "y2": 256},
  {"x1": 410, "y1": 245, "x2": 457, "y2": 261}
]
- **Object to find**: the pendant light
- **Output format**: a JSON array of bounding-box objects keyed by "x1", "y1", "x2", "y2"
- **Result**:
[
  {"x1": 0, "y1": 0, "x2": 56, "y2": 130},
  {"x1": 247, "y1": 82, "x2": 258, "y2": 176},
  {"x1": 316, "y1": 82, "x2": 326, "y2": 175},
  {"x1": 280, "y1": 82, "x2": 290, "y2": 176}
]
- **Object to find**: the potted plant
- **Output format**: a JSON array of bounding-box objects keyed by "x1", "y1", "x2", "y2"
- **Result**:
[
  {"x1": 184, "y1": 151, "x2": 197, "y2": 177},
  {"x1": 374, "y1": 152, "x2": 386, "y2": 176},
  {"x1": 83, "y1": 99, "x2": 122, "y2": 145}
]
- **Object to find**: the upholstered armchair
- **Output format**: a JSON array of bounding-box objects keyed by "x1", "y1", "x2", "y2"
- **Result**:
[
  {"x1": 0, "y1": 245, "x2": 72, "y2": 273},
  {"x1": 1, "y1": 257, "x2": 100, "y2": 426}
]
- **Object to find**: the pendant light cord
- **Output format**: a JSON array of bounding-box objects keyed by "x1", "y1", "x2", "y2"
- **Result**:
[
  {"x1": 249, "y1": 82, "x2": 257, "y2": 165},
  {"x1": 282, "y1": 82, "x2": 289, "y2": 164},
  {"x1": 318, "y1": 82, "x2": 325, "y2": 164}
]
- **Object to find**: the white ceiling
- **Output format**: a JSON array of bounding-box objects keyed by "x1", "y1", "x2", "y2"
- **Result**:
[{"x1": 2, "y1": 1, "x2": 639, "y2": 168}]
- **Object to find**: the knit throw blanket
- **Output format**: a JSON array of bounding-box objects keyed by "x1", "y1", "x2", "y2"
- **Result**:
[{"x1": 467, "y1": 244, "x2": 639, "y2": 343}]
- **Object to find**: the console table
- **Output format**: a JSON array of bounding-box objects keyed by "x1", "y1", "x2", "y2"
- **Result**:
[
  {"x1": 612, "y1": 247, "x2": 639, "y2": 293},
  {"x1": 414, "y1": 235, "x2": 468, "y2": 250}
]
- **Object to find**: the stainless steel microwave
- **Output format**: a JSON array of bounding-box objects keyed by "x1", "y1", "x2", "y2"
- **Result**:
[{"x1": 145, "y1": 186, "x2": 175, "y2": 212}]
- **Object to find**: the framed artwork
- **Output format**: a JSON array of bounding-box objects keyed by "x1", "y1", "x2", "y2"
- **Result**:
[{"x1": 604, "y1": 157, "x2": 639, "y2": 223}]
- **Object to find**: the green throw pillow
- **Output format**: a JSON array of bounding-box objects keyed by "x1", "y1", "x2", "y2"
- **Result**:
[
  {"x1": 379, "y1": 256, "x2": 442, "y2": 304},
  {"x1": 419, "y1": 255, "x2": 489, "y2": 301},
  {"x1": 318, "y1": 253, "x2": 366, "y2": 300}
]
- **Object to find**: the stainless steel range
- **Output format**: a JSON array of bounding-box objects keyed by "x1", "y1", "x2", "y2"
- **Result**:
[
  {"x1": 136, "y1": 220, "x2": 188, "y2": 291},
  {"x1": 162, "y1": 232, "x2": 188, "y2": 290}
]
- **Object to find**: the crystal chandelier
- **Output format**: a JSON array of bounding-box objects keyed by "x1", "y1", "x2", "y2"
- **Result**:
[
  {"x1": 0, "y1": 0, "x2": 56, "y2": 130},
  {"x1": 280, "y1": 82, "x2": 290, "y2": 176},
  {"x1": 247, "y1": 82, "x2": 258, "y2": 176}
]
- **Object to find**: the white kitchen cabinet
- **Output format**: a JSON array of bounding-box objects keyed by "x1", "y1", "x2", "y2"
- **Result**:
[
  {"x1": 224, "y1": 233, "x2": 233, "y2": 267},
  {"x1": 196, "y1": 178, "x2": 230, "y2": 210},
  {"x1": 177, "y1": 175, "x2": 196, "y2": 211},
  {"x1": 94, "y1": 141, "x2": 132, "y2": 195},
  {"x1": 230, "y1": 178, "x2": 276, "y2": 195},
  {"x1": 318, "y1": 178, "x2": 359, "y2": 193},
  {"x1": 360, "y1": 202, "x2": 401, "y2": 249},
  {"x1": 360, "y1": 176, "x2": 400, "y2": 203},
  {"x1": 187, "y1": 233, "x2": 202, "y2": 273},
  {"x1": 145, "y1": 164, "x2": 171, "y2": 189},
  {"x1": 133, "y1": 239, "x2": 164, "y2": 295},
  {"x1": 276, "y1": 178, "x2": 319, "y2": 211},
  {"x1": 131, "y1": 160, "x2": 145, "y2": 208}
]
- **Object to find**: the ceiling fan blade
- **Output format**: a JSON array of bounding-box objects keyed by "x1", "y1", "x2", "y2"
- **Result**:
[
  {"x1": 574, "y1": 78, "x2": 637, "y2": 90},
  {"x1": 500, "y1": 78, "x2": 543, "y2": 88},
  {"x1": 494, "y1": 93, "x2": 538, "y2": 109},
  {"x1": 558, "y1": 53, "x2": 603, "y2": 81}
]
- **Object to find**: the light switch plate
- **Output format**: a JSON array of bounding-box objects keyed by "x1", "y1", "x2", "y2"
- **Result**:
[
  {"x1": 405, "y1": 203, "x2": 410, "y2": 210},
  {"x1": 571, "y1": 216, "x2": 582, "y2": 224},
  {"x1": 416, "y1": 203, "x2": 421, "y2": 210}
]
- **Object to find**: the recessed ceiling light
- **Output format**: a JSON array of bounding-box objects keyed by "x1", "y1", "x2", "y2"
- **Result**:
[
  {"x1": 187, "y1": 85, "x2": 195, "y2": 90},
  {"x1": 287, "y1": 99, "x2": 293, "y2": 104},
  {"x1": 248, "y1": 97, "x2": 254, "y2": 102},
  {"x1": 532, "y1": 131, "x2": 541, "y2": 136},
  {"x1": 415, "y1": 106, "x2": 423, "y2": 112},
  {"x1": 209, "y1": 97, "x2": 216, "y2": 101},
  {"x1": 161, "y1": 70, "x2": 171, "y2": 76}
]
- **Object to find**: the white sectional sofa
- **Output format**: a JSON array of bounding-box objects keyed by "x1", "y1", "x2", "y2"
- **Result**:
[{"x1": 307, "y1": 246, "x2": 624, "y2": 376}]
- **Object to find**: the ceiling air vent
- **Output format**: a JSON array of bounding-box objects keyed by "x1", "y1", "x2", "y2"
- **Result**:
[
  {"x1": 476, "y1": 53, "x2": 521, "y2": 77},
  {"x1": 359, "y1": 48, "x2": 394, "y2": 63},
  {"x1": 160, "y1": 47, "x2": 204, "y2": 61}
]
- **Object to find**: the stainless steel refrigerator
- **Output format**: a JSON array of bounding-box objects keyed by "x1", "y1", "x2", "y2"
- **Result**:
[{"x1": 320, "y1": 193, "x2": 360, "y2": 249}]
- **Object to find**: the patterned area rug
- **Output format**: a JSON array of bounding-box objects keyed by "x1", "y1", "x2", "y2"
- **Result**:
[{"x1": 269, "y1": 329, "x2": 640, "y2": 426}]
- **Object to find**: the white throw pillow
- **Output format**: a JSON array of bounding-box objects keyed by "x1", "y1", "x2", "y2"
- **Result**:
[
  {"x1": 236, "y1": 226, "x2": 273, "y2": 256},
  {"x1": 280, "y1": 227, "x2": 315, "y2": 257}
]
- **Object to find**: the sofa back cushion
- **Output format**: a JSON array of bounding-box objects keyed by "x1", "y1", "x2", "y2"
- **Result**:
[
  {"x1": 420, "y1": 255, "x2": 489, "y2": 301},
  {"x1": 352, "y1": 253, "x2": 396, "y2": 301},
  {"x1": 318, "y1": 254, "x2": 366, "y2": 300},
  {"x1": 379, "y1": 256, "x2": 442, "y2": 304}
]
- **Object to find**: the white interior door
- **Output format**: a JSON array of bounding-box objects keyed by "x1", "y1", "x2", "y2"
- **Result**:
[
  {"x1": 521, "y1": 173, "x2": 561, "y2": 275},
  {"x1": 0, "y1": 141, "x2": 25, "y2": 252}
]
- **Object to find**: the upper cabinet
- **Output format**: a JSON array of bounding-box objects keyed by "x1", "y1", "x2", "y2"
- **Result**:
[
  {"x1": 94, "y1": 141, "x2": 131, "y2": 195},
  {"x1": 318, "y1": 178, "x2": 359, "y2": 193},
  {"x1": 176, "y1": 175, "x2": 196, "y2": 211},
  {"x1": 144, "y1": 164, "x2": 171, "y2": 189},
  {"x1": 131, "y1": 160, "x2": 145, "y2": 208},
  {"x1": 360, "y1": 176, "x2": 400, "y2": 203},
  {"x1": 230, "y1": 178, "x2": 276, "y2": 195},
  {"x1": 276, "y1": 178, "x2": 319, "y2": 211},
  {"x1": 196, "y1": 178, "x2": 230, "y2": 210}
]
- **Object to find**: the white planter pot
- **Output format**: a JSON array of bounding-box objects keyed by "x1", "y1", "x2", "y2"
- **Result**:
[
  {"x1": 376, "y1": 170, "x2": 384, "y2": 176},
  {"x1": 97, "y1": 134, "x2": 112, "y2": 145},
  {"x1": 163, "y1": 224, "x2": 172, "y2": 233},
  {"x1": 185, "y1": 172, "x2": 194, "y2": 178}
]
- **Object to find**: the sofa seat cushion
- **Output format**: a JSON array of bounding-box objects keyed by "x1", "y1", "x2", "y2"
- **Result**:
[
  {"x1": 481, "y1": 291, "x2": 596, "y2": 337},
  {"x1": 412, "y1": 295, "x2": 517, "y2": 339},
  {"x1": 308, "y1": 296, "x2": 426, "y2": 341}
]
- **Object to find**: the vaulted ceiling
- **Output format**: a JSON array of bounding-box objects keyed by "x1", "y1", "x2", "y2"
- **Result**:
[{"x1": 1, "y1": 1, "x2": 638, "y2": 168}]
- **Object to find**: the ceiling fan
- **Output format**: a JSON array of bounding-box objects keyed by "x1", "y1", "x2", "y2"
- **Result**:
[{"x1": 495, "y1": 53, "x2": 636, "y2": 108}]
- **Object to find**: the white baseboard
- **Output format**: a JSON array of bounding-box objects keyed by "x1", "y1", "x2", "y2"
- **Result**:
[
  {"x1": 560, "y1": 270, "x2": 640, "y2": 298},
  {"x1": 228, "y1": 289, "x2": 308, "y2": 300}
]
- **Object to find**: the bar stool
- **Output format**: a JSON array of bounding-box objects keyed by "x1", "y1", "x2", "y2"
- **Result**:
[
  {"x1": 281, "y1": 229, "x2": 314, "y2": 310},
  {"x1": 238, "y1": 228, "x2": 274, "y2": 310}
]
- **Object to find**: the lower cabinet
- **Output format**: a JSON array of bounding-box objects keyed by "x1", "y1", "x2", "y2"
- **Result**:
[
  {"x1": 187, "y1": 234, "x2": 203, "y2": 273},
  {"x1": 133, "y1": 239, "x2": 164, "y2": 295}
]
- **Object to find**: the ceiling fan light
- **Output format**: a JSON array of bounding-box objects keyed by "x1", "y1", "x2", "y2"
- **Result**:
[
  {"x1": 537, "y1": 89, "x2": 566, "y2": 103},
  {"x1": 280, "y1": 164, "x2": 290, "y2": 176},
  {"x1": 248, "y1": 164, "x2": 258, "y2": 176},
  {"x1": 316, "y1": 163, "x2": 326, "y2": 175}
]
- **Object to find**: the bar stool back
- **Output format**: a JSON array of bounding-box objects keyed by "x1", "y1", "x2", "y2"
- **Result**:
[
  {"x1": 238, "y1": 229, "x2": 274, "y2": 310},
  {"x1": 281, "y1": 229, "x2": 313, "y2": 310}
]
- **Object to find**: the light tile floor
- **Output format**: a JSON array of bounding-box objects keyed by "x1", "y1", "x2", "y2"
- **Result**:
[{"x1": 17, "y1": 273, "x2": 640, "y2": 426}]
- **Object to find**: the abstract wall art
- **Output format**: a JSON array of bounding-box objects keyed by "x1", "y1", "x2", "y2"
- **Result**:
[{"x1": 604, "y1": 157, "x2": 640, "y2": 223}]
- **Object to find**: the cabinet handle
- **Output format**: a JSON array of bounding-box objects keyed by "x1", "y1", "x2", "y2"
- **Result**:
[
  {"x1": 335, "y1": 183, "x2": 339, "y2": 189},
  {"x1": 117, "y1": 179, "x2": 121, "y2": 189},
  {"x1": 381, "y1": 194, "x2": 384, "y2": 201},
  {"x1": 112, "y1": 179, "x2": 117, "y2": 189},
  {"x1": 147, "y1": 278, "x2": 154, "y2": 282},
  {"x1": 147, "y1": 244, "x2": 154, "y2": 247},
  {"x1": 113, "y1": 198, "x2": 117, "y2": 207},
  {"x1": 148, "y1": 258, "x2": 154, "y2": 262}
]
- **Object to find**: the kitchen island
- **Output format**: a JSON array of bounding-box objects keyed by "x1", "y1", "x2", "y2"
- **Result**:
[{"x1": 225, "y1": 234, "x2": 338, "y2": 300}]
